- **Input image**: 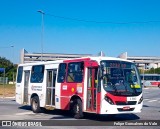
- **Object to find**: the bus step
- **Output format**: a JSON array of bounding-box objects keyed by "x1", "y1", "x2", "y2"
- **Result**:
[{"x1": 45, "y1": 106, "x2": 55, "y2": 110}]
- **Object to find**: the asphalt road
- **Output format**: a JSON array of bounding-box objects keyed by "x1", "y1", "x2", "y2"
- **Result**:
[{"x1": 0, "y1": 87, "x2": 160, "y2": 129}]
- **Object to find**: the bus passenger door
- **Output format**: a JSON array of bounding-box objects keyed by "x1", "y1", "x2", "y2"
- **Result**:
[
  {"x1": 46, "y1": 69, "x2": 57, "y2": 106},
  {"x1": 23, "y1": 70, "x2": 30, "y2": 104},
  {"x1": 86, "y1": 67, "x2": 98, "y2": 112}
]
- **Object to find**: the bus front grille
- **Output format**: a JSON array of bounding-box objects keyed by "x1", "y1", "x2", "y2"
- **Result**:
[{"x1": 115, "y1": 101, "x2": 137, "y2": 105}]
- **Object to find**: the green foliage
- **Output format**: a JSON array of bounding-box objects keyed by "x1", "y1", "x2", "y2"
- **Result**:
[
  {"x1": 155, "y1": 68, "x2": 160, "y2": 74},
  {"x1": 139, "y1": 67, "x2": 160, "y2": 74},
  {"x1": 0, "y1": 57, "x2": 17, "y2": 81}
]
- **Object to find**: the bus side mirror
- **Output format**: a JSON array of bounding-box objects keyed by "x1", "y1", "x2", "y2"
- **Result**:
[
  {"x1": 97, "y1": 68, "x2": 102, "y2": 92},
  {"x1": 100, "y1": 63, "x2": 105, "y2": 79}
]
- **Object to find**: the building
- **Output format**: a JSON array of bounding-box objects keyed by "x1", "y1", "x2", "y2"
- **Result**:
[
  {"x1": 118, "y1": 52, "x2": 160, "y2": 69},
  {"x1": 20, "y1": 49, "x2": 92, "y2": 63},
  {"x1": 20, "y1": 49, "x2": 160, "y2": 69}
]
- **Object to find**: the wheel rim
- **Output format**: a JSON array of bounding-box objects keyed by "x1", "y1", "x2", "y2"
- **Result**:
[
  {"x1": 76, "y1": 104, "x2": 80, "y2": 114},
  {"x1": 33, "y1": 99, "x2": 38, "y2": 110},
  {"x1": 74, "y1": 104, "x2": 79, "y2": 114}
]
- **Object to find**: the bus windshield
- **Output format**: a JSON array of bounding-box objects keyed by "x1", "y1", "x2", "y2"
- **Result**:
[{"x1": 101, "y1": 60, "x2": 142, "y2": 96}]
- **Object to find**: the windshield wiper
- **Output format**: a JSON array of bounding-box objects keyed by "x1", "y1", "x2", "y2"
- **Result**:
[
  {"x1": 111, "y1": 84, "x2": 119, "y2": 95},
  {"x1": 123, "y1": 81, "x2": 128, "y2": 92},
  {"x1": 119, "y1": 91, "x2": 133, "y2": 96}
]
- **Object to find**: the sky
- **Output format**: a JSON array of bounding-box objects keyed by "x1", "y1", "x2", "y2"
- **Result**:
[{"x1": 0, "y1": 0, "x2": 160, "y2": 64}]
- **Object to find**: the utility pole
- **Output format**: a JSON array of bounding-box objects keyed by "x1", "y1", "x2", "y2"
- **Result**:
[
  {"x1": 11, "y1": 45, "x2": 14, "y2": 84},
  {"x1": 3, "y1": 68, "x2": 5, "y2": 98},
  {"x1": 37, "y1": 10, "x2": 45, "y2": 61}
]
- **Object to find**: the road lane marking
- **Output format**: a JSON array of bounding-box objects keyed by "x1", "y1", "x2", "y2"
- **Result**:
[
  {"x1": 148, "y1": 100, "x2": 158, "y2": 102},
  {"x1": 15, "y1": 112, "x2": 35, "y2": 115},
  {"x1": 143, "y1": 99, "x2": 150, "y2": 101},
  {"x1": 144, "y1": 88, "x2": 149, "y2": 89},
  {"x1": 143, "y1": 92, "x2": 149, "y2": 93}
]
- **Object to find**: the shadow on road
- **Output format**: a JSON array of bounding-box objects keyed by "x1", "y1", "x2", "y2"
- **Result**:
[
  {"x1": 18, "y1": 105, "x2": 31, "y2": 111},
  {"x1": 83, "y1": 113, "x2": 140, "y2": 121},
  {"x1": 143, "y1": 105, "x2": 149, "y2": 107},
  {"x1": 49, "y1": 111, "x2": 140, "y2": 121},
  {"x1": 18, "y1": 105, "x2": 140, "y2": 121}
]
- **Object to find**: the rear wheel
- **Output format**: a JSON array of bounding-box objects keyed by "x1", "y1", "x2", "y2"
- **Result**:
[
  {"x1": 31, "y1": 96, "x2": 41, "y2": 113},
  {"x1": 158, "y1": 84, "x2": 160, "y2": 88},
  {"x1": 71, "y1": 99, "x2": 83, "y2": 119}
]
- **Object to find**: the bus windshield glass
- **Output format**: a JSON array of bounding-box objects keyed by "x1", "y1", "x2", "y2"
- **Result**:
[{"x1": 101, "y1": 60, "x2": 142, "y2": 96}]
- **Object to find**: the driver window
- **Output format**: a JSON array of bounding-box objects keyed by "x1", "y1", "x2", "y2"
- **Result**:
[{"x1": 126, "y1": 68, "x2": 138, "y2": 84}]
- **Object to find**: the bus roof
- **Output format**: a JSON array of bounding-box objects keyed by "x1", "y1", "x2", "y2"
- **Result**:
[
  {"x1": 18, "y1": 56, "x2": 133, "y2": 66},
  {"x1": 89, "y1": 56, "x2": 132, "y2": 62}
]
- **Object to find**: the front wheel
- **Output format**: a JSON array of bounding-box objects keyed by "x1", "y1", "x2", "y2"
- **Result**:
[
  {"x1": 31, "y1": 96, "x2": 41, "y2": 113},
  {"x1": 71, "y1": 99, "x2": 83, "y2": 119}
]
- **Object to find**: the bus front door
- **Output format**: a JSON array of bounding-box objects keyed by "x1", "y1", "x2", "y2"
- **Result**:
[
  {"x1": 86, "y1": 67, "x2": 98, "y2": 112},
  {"x1": 46, "y1": 69, "x2": 57, "y2": 106}
]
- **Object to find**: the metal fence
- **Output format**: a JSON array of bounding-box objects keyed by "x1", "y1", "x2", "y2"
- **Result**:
[{"x1": 0, "y1": 77, "x2": 8, "y2": 84}]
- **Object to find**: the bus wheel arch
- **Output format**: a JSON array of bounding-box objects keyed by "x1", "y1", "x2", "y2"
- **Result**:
[
  {"x1": 70, "y1": 95, "x2": 83, "y2": 119},
  {"x1": 30, "y1": 94, "x2": 41, "y2": 113}
]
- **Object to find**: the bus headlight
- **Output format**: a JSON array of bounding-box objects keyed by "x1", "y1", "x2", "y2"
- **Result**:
[
  {"x1": 138, "y1": 96, "x2": 143, "y2": 104},
  {"x1": 104, "y1": 96, "x2": 114, "y2": 105}
]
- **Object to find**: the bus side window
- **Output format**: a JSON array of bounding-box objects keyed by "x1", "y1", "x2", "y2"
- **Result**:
[
  {"x1": 17, "y1": 66, "x2": 23, "y2": 83},
  {"x1": 31, "y1": 65, "x2": 44, "y2": 83},
  {"x1": 57, "y1": 63, "x2": 67, "y2": 83},
  {"x1": 67, "y1": 62, "x2": 84, "y2": 83}
]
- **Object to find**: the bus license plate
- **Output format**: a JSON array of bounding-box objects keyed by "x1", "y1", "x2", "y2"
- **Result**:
[
  {"x1": 127, "y1": 97, "x2": 137, "y2": 101},
  {"x1": 123, "y1": 106, "x2": 130, "y2": 110}
]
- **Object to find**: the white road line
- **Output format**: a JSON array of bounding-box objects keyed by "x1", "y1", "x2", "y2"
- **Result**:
[
  {"x1": 143, "y1": 91, "x2": 149, "y2": 94},
  {"x1": 15, "y1": 112, "x2": 35, "y2": 115},
  {"x1": 143, "y1": 99, "x2": 150, "y2": 101},
  {"x1": 148, "y1": 100, "x2": 158, "y2": 102}
]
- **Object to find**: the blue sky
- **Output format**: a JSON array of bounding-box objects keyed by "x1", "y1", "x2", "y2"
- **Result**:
[{"x1": 0, "y1": 0, "x2": 160, "y2": 64}]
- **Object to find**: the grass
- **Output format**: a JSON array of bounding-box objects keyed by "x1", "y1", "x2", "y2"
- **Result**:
[{"x1": 0, "y1": 84, "x2": 15, "y2": 97}]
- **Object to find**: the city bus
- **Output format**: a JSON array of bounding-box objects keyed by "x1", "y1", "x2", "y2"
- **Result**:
[
  {"x1": 16, "y1": 56, "x2": 143, "y2": 119},
  {"x1": 140, "y1": 74, "x2": 160, "y2": 88}
]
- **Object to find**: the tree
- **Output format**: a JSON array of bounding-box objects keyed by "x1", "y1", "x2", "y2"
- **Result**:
[
  {"x1": 139, "y1": 67, "x2": 160, "y2": 74},
  {"x1": 0, "y1": 57, "x2": 17, "y2": 82},
  {"x1": 155, "y1": 68, "x2": 160, "y2": 74}
]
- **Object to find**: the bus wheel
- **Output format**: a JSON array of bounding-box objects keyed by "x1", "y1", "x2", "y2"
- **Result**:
[
  {"x1": 158, "y1": 85, "x2": 160, "y2": 88},
  {"x1": 31, "y1": 96, "x2": 41, "y2": 113},
  {"x1": 71, "y1": 99, "x2": 83, "y2": 119}
]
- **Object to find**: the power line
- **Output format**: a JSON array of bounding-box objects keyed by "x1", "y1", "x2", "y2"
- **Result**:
[
  {"x1": 45, "y1": 13, "x2": 160, "y2": 24},
  {"x1": 0, "y1": 46, "x2": 13, "y2": 49}
]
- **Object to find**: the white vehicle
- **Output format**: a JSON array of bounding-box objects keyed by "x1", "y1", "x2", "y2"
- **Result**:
[
  {"x1": 140, "y1": 74, "x2": 160, "y2": 88},
  {"x1": 16, "y1": 56, "x2": 143, "y2": 119}
]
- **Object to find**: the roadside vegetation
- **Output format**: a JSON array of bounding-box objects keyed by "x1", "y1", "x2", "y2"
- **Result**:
[
  {"x1": 139, "y1": 67, "x2": 160, "y2": 74},
  {"x1": 0, "y1": 57, "x2": 17, "y2": 97},
  {"x1": 0, "y1": 84, "x2": 15, "y2": 97},
  {"x1": 0, "y1": 57, "x2": 17, "y2": 82}
]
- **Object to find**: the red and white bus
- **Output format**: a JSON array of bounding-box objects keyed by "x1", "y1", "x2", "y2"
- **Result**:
[
  {"x1": 16, "y1": 56, "x2": 143, "y2": 119},
  {"x1": 140, "y1": 74, "x2": 160, "y2": 88}
]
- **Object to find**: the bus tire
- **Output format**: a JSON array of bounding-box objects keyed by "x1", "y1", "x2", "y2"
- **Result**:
[
  {"x1": 71, "y1": 99, "x2": 83, "y2": 119},
  {"x1": 158, "y1": 84, "x2": 160, "y2": 88},
  {"x1": 31, "y1": 96, "x2": 41, "y2": 113}
]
